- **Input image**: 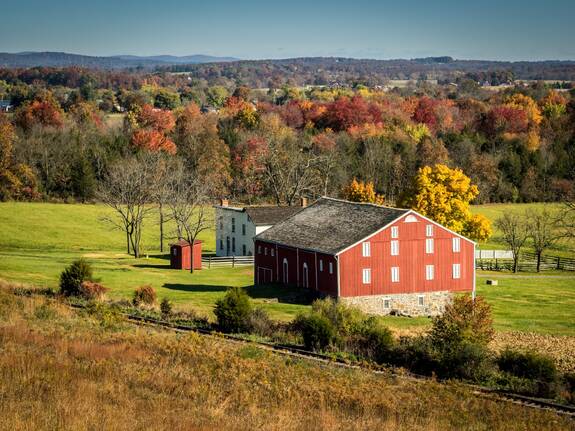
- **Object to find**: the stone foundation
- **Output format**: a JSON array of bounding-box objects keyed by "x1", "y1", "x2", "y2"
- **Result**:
[{"x1": 339, "y1": 291, "x2": 452, "y2": 317}]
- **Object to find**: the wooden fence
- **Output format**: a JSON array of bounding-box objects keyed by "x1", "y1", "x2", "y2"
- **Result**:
[
  {"x1": 476, "y1": 250, "x2": 575, "y2": 272},
  {"x1": 202, "y1": 255, "x2": 254, "y2": 268}
]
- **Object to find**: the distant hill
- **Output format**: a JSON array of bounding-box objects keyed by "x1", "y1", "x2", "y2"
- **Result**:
[{"x1": 0, "y1": 52, "x2": 239, "y2": 69}]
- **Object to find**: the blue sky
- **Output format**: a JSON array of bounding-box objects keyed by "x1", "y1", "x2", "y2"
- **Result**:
[{"x1": 0, "y1": 0, "x2": 573, "y2": 60}]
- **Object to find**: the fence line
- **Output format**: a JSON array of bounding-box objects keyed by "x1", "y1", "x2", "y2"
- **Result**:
[
  {"x1": 476, "y1": 250, "x2": 575, "y2": 272},
  {"x1": 202, "y1": 255, "x2": 254, "y2": 268}
]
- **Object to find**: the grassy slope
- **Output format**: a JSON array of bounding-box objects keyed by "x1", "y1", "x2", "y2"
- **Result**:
[
  {"x1": 2, "y1": 292, "x2": 570, "y2": 431},
  {"x1": 0, "y1": 202, "x2": 574, "y2": 333}
]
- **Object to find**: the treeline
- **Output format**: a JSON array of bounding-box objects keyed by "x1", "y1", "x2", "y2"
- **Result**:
[{"x1": 0, "y1": 76, "x2": 574, "y2": 205}]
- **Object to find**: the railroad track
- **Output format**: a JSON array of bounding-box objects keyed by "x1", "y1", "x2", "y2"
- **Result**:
[{"x1": 115, "y1": 312, "x2": 575, "y2": 419}]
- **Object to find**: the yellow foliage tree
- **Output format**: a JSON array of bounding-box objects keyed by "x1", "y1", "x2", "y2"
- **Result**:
[
  {"x1": 399, "y1": 164, "x2": 492, "y2": 242},
  {"x1": 504, "y1": 94, "x2": 542, "y2": 127},
  {"x1": 342, "y1": 179, "x2": 385, "y2": 205}
]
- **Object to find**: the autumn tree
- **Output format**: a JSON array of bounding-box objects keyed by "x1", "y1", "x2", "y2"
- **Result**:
[
  {"x1": 14, "y1": 96, "x2": 64, "y2": 131},
  {"x1": 400, "y1": 164, "x2": 492, "y2": 242},
  {"x1": 495, "y1": 212, "x2": 529, "y2": 273},
  {"x1": 342, "y1": 178, "x2": 385, "y2": 205},
  {"x1": 128, "y1": 104, "x2": 176, "y2": 154}
]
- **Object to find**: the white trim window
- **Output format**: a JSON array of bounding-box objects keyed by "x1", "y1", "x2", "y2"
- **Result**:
[
  {"x1": 362, "y1": 242, "x2": 371, "y2": 257},
  {"x1": 391, "y1": 226, "x2": 399, "y2": 239},
  {"x1": 452, "y1": 237, "x2": 461, "y2": 253},
  {"x1": 391, "y1": 240, "x2": 399, "y2": 256},
  {"x1": 329, "y1": 262, "x2": 333, "y2": 274},
  {"x1": 425, "y1": 264, "x2": 434, "y2": 281},
  {"x1": 258, "y1": 245, "x2": 262, "y2": 254},
  {"x1": 362, "y1": 268, "x2": 371, "y2": 284},
  {"x1": 418, "y1": 295, "x2": 425, "y2": 306},
  {"x1": 391, "y1": 266, "x2": 399, "y2": 283},
  {"x1": 271, "y1": 248, "x2": 275, "y2": 257},
  {"x1": 426, "y1": 224, "x2": 434, "y2": 237},
  {"x1": 452, "y1": 263, "x2": 461, "y2": 279},
  {"x1": 264, "y1": 247, "x2": 267, "y2": 256},
  {"x1": 384, "y1": 298, "x2": 391, "y2": 309},
  {"x1": 425, "y1": 238, "x2": 434, "y2": 254},
  {"x1": 319, "y1": 259, "x2": 323, "y2": 272},
  {"x1": 405, "y1": 215, "x2": 418, "y2": 223}
]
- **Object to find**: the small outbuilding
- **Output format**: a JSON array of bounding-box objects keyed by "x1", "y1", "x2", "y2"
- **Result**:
[{"x1": 170, "y1": 240, "x2": 203, "y2": 270}]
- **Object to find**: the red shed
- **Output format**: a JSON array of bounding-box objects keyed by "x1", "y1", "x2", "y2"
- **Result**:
[
  {"x1": 170, "y1": 240, "x2": 203, "y2": 270},
  {"x1": 254, "y1": 197, "x2": 476, "y2": 316}
]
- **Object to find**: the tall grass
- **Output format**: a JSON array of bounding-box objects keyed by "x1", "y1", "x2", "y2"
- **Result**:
[{"x1": 0, "y1": 286, "x2": 570, "y2": 430}]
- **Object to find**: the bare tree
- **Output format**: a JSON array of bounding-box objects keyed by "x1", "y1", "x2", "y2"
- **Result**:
[
  {"x1": 98, "y1": 155, "x2": 156, "y2": 258},
  {"x1": 526, "y1": 208, "x2": 562, "y2": 272},
  {"x1": 495, "y1": 212, "x2": 529, "y2": 273},
  {"x1": 166, "y1": 164, "x2": 212, "y2": 273}
]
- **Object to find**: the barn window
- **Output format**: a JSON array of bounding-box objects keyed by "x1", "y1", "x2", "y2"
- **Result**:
[
  {"x1": 258, "y1": 245, "x2": 262, "y2": 254},
  {"x1": 232, "y1": 237, "x2": 236, "y2": 253},
  {"x1": 391, "y1": 226, "x2": 399, "y2": 238},
  {"x1": 362, "y1": 268, "x2": 371, "y2": 284},
  {"x1": 271, "y1": 248, "x2": 275, "y2": 257},
  {"x1": 329, "y1": 262, "x2": 333, "y2": 274},
  {"x1": 231, "y1": 217, "x2": 235, "y2": 233},
  {"x1": 391, "y1": 240, "x2": 399, "y2": 256},
  {"x1": 219, "y1": 218, "x2": 223, "y2": 230},
  {"x1": 452, "y1": 263, "x2": 461, "y2": 279},
  {"x1": 426, "y1": 224, "x2": 434, "y2": 237},
  {"x1": 283, "y1": 258, "x2": 289, "y2": 284},
  {"x1": 362, "y1": 242, "x2": 371, "y2": 257},
  {"x1": 242, "y1": 244, "x2": 246, "y2": 256},
  {"x1": 264, "y1": 247, "x2": 267, "y2": 256},
  {"x1": 384, "y1": 299, "x2": 391, "y2": 309},
  {"x1": 405, "y1": 215, "x2": 418, "y2": 223},
  {"x1": 452, "y1": 237, "x2": 461, "y2": 253},
  {"x1": 319, "y1": 259, "x2": 323, "y2": 272},
  {"x1": 426, "y1": 238, "x2": 434, "y2": 254},
  {"x1": 426, "y1": 264, "x2": 434, "y2": 281},
  {"x1": 418, "y1": 295, "x2": 425, "y2": 306},
  {"x1": 242, "y1": 224, "x2": 246, "y2": 235},
  {"x1": 391, "y1": 267, "x2": 399, "y2": 283}
]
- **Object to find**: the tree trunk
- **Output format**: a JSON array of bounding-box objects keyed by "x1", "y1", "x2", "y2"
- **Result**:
[
  {"x1": 126, "y1": 229, "x2": 130, "y2": 255},
  {"x1": 159, "y1": 204, "x2": 164, "y2": 253},
  {"x1": 189, "y1": 238, "x2": 195, "y2": 274},
  {"x1": 536, "y1": 252, "x2": 542, "y2": 273},
  {"x1": 513, "y1": 255, "x2": 519, "y2": 273}
]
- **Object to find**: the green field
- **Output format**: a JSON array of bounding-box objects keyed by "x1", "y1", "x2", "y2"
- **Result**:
[{"x1": 0, "y1": 202, "x2": 574, "y2": 333}]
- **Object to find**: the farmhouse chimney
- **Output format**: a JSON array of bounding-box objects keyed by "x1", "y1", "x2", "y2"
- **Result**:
[
  {"x1": 220, "y1": 198, "x2": 229, "y2": 207},
  {"x1": 300, "y1": 197, "x2": 308, "y2": 207}
]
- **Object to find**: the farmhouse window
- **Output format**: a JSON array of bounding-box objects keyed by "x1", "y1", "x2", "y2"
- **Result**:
[
  {"x1": 283, "y1": 259, "x2": 289, "y2": 284},
  {"x1": 220, "y1": 239, "x2": 223, "y2": 250},
  {"x1": 329, "y1": 262, "x2": 333, "y2": 274},
  {"x1": 391, "y1": 267, "x2": 399, "y2": 283},
  {"x1": 232, "y1": 237, "x2": 236, "y2": 253},
  {"x1": 362, "y1": 268, "x2": 371, "y2": 284},
  {"x1": 362, "y1": 242, "x2": 371, "y2": 257},
  {"x1": 242, "y1": 245, "x2": 246, "y2": 256},
  {"x1": 418, "y1": 295, "x2": 425, "y2": 306},
  {"x1": 242, "y1": 224, "x2": 246, "y2": 235},
  {"x1": 452, "y1": 263, "x2": 461, "y2": 279},
  {"x1": 425, "y1": 238, "x2": 434, "y2": 254},
  {"x1": 391, "y1": 240, "x2": 399, "y2": 256},
  {"x1": 426, "y1": 224, "x2": 434, "y2": 237},
  {"x1": 319, "y1": 260, "x2": 323, "y2": 272},
  {"x1": 391, "y1": 226, "x2": 399, "y2": 238},
  {"x1": 231, "y1": 217, "x2": 235, "y2": 233},
  {"x1": 452, "y1": 237, "x2": 461, "y2": 253},
  {"x1": 426, "y1": 264, "x2": 434, "y2": 281}
]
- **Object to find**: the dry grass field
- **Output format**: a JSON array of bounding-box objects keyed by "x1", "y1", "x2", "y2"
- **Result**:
[{"x1": 0, "y1": 286, "x2": 573, "y2": 431}]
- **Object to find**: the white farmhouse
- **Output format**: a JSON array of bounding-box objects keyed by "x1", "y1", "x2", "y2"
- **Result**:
[{"x1": 214, "y1": 199, "x2": 306, "y2": 257}]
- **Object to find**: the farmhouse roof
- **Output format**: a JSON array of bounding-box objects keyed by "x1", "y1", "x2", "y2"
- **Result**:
[
  {"x1": 214, "y1": 203, "x2": 303, "y2": 226},
  {"x1": 255, "y1": 197, "x2": 410, "y2": 255}
]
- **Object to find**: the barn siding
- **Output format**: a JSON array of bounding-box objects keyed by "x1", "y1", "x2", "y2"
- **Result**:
[{"x1": 338, "y1": 214, "x2": 474, "y2": 297}]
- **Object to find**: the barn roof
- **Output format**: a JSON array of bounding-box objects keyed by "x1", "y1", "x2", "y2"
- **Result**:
[
  {"x1": 255, "y1": 197, "x2": 410, "y2": 255},
  {"x1": 245, "y1": 206, "x2": 303, "y2": 226}
]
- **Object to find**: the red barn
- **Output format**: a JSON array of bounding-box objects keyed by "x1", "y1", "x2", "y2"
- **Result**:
[
  {"x1": 170, "y1": 240, "x2": 203, "y2": 270},
  {"x1": 254, "y1": 197, "x2": 476, "y2": 316}
]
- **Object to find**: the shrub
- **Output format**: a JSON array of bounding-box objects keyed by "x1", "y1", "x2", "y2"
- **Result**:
[
  {"x1": 133, "y1": 285, "x2": 157, "y2": 306},
  {"x1": 214, "y1": 287, "x2": 252, "y2": 333},
  {"x1": 497, "y1": 349, "x2": 557, "y2": 382},
  {"x1": 436, "y1": 341, "x2": 493, "y2": 382},
  {"x1": 390, "y1": 336, "x2": 439, "y2": 377},
  {"x1": 247, "y1": 307, "x2": 274, "y2": 337},
  {"x1": 160, "y1": 298, "x2": 173, "y2": 317},
  {"x1": 79, "y1": 281, "x2": 108, "y2": 301},
  {"x1": 311, "y1": 297, "x2": 365, "y2": 336},
  {"x1": 59, "y1": 258, "x2": 93, "y2": 297},
  {"x1": 34, "y1": 302, "x2": 56, "y2": 320},
  {"x1": 294, "y1": 312, "x2": 336, "y2": 351},
  {"x1": 357, "y1": 317, "x2": 395, "y2": 363},
  {"x1": 430, "y1": 295, "x2": 494, "y2": 349}
]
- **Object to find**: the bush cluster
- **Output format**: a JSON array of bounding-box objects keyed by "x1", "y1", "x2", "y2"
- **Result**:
[
  {"x1": 59, "y1": 258, "x2": 93, "y2": 297},
  {"x1": 133, "y1": 285, "x2": 157, "y2": 306},
  {"x1": 214, "y1": 287, "x2": 253, "y2": 333},
  {"x1": 79, "y1": 281, "x2": 108, "y2": 301}
]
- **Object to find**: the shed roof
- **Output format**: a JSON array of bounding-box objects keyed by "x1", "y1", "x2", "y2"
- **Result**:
[{"x1": 255, "y1": 197, "x2": 409, "y2": 255}]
